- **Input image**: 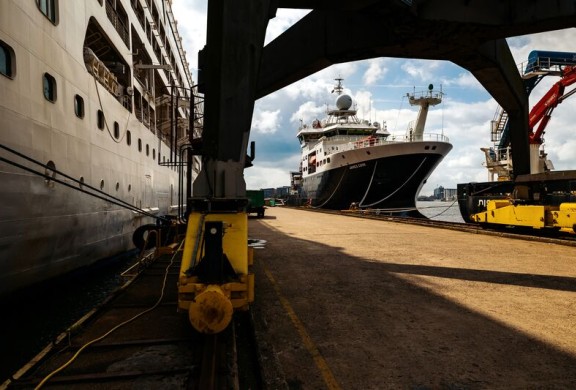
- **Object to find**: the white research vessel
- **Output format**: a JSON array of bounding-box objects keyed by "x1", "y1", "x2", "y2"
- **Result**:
[{"x1": 296, "y1": 78, "x2": 452, "y2": 216}]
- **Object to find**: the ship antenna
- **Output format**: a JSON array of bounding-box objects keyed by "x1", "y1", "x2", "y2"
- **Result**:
[{"x1": 332, "y1": 77, "x2": 344, "y2": 95}]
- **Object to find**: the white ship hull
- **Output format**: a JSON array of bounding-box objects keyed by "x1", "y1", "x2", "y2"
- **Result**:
[{"x1": 0, "y1": 0, "x2": 196, "y2": 296}]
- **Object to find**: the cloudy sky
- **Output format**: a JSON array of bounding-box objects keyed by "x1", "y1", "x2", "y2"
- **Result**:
[{"x1": 172, "y1": 1, "x2": 576, "y2": 196}]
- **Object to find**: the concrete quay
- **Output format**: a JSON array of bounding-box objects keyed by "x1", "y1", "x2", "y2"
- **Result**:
[{"x1": 250, "y1": 207, "x2": 576, "y2": 389}]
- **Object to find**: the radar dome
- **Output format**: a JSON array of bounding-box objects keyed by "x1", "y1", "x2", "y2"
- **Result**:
[{"x1": 336, "y1": 94, "x2": 353, "y2": 110}]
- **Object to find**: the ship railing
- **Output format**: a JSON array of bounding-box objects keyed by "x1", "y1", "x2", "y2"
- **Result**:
[
  {"x1": 335, "y1": 132, "x2": 449, "y2": 152},
  {"x1": 388, "y1": 132, "x2": 450, "y2": 143},
  {"x1": 105, "y1": 0, "x2": 130, "y2": 48}
]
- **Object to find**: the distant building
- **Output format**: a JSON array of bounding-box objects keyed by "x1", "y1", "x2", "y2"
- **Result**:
[
  {"x1": 433, "y1": 186, "x2": 457, "y2": 201},
  {"x1": 262, "y1": 188, "x2": 275, "y2": 198}
]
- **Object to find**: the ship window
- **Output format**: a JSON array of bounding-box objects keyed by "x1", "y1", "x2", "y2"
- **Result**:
[
  {"x1": 97, "y1": 110, "x2": 105, "y2": 129},
  {"x1": 128, "y1": 184, "x2": 132, "y2": 192},
  {"x1": 146, "y1": 144, "x2": 149, "y2": 156},
  {"x1": 424, "y1": 145, "x2": 430, "y2": 150},
  {"x1": 138, "y1": 138, "x2": 142, "y2": 152},
  {"x1": 327, "y1": 158, "x2": 330, "y2": 163},
  {"x1": 79, "y1": 176, "x2": 84, "y2": 188},
  {"x1": 74, "y1": 95, "x2": 84, "y2": 118},
  {"x1": 432, "y1": 146, "x2": 437, "y2": 150},
  {"x1": 43, "y1": 73, "x2": 57, "y2": 102},
  {"x1": 0, "y1": 40, "x2": 15, "y2": 78},
  {"x1": 126, "y1": 130, "x2": 132, "y2": 145},
  {"x1": 114, "y1": 121, "x2": 120, "y2": 139},
  {"x1": 115, "y1": 182, "x2": 120, "y2": 191},
  {"x1": 366, "y1": 151, "x2": 371, "y2": 155},
  {"x1": 37, "y1": 0, "x2": 58, "y2": 24},
  {"x1": 100, "y1": 180, "x2": 105, "y2": 190},
  {"x1": 153, "y1": 148, "x2": 156, "y2": 160}
]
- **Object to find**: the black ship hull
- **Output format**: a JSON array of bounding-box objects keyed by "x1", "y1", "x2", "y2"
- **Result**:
[{"x1": 302, "y1": 152, "x2": 446, "y2": 217}]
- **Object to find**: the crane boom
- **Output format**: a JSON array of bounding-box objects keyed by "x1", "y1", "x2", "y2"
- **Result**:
[{"x1": 528, "y1": 65, "x2": 576, "y2": 144}]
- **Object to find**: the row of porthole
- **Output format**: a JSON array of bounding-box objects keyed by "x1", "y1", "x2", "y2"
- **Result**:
[{"x1": 44, "y1": 160, "x2": 133, "y2": 192}]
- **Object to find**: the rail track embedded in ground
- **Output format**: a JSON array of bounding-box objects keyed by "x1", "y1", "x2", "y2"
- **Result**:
[{"x1": 294, "y1": 207, "x2": 576, "y2": 247}]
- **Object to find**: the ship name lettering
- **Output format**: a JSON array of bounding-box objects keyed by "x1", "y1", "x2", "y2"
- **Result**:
[{"x1": 350, "y1": 163, "x2": 367, "y2": 169}]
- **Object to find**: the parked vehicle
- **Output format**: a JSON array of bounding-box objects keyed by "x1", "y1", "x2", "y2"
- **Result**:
[{"x1": 247, "y1": 190, "x2": 265, "y2": 218}]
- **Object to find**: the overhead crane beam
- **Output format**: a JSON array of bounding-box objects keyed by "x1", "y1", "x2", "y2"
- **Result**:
[{"x1": 256, "y1": 0, "x2": 576, "y2": 177}]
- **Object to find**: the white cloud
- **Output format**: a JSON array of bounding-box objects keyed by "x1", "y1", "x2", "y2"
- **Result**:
[
  {"x1": 265, "y1": 9, "x2": 310, "y2": 44},
  {"x1": 251, "y1": 109, "x2": 281, "y2": 134},
  {"x1": 289, "y1": 101, "x2": 326, "y2": 125},
  {"x1": 363, "y1": 58, "x2": 388, "y2": 85}
]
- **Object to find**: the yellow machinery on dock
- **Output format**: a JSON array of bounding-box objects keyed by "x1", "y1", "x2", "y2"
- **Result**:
[
  {"x1": 470, "y1": 199, "x2": 576, "y2": 232},
  {"x1": 177, "y1": 209, "x2": 254, "y2": 334}
]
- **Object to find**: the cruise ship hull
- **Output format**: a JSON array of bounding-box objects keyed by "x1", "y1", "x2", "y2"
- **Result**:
[
  {"x1": 301, "y1": 142, "x2": 452, "y2": 216},
  {"x1": 0, "y1": 0, "x2": 194, "y2": 297}
]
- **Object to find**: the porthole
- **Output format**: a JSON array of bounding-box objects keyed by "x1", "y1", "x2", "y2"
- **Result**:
[
  {"x1": 97, "y1": 110, "x2": 105, "y2": 129},
  {"x1": 146, "y1": 144, "x2": 149, "y2": 156},
  {"x1": 74, "y1": 94, "x2": 84, "y2": 118},
  {"x1": 128, "y1": 184, "x2": 132, "y2": 192},
  {"x1": 432, "y1": 146, "x2": 437, "y2": 150},
  {"x1": 366, "y1": 151, "x2": 371, "y2": 155},
  {"x1": 43, "y1": 73, "x2": 57, "y2": 102},
  {"x1": 79, "y1": 176, "x2": 84, "y2": 189},
  {"x1": 114, "y1": 122, "x2": 120, "y2": 139},
  {"x1": 138, "y1": 139, "x2": 142, "y2": 152},
  {"x1": 126, "y1": 130, "x2": 132, "y2": 146},
  {"x1": 424, "y1": 145, "x2": 430, "y2": 150},
  {"x1": 100, "y1": 180, "x2": 105, "y2": 190},
  {"x1": 152, "y1": 148, "x2": 156, "y2": 160},
  {"x1": 0, "y1": 40, "x2": 15, "y2": 78},
  {"x1": 44, "y1": 160, "x2": 56, "y2": 185},
  {"x1": 115, "y1": 182, "x2": 120, "y2": 191}
]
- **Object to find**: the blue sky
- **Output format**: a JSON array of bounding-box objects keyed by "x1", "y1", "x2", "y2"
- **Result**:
[{"x1": 172, "y1": 1, "x2": 576, "y2": 195}]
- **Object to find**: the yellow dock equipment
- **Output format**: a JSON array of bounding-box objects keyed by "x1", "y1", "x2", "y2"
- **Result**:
[
  {"x1": 471, "y1": 199, "x2": 576, "y2": 232},
  {"x1": 178, "y1": 211, "x2": 254, "y2": 334}
]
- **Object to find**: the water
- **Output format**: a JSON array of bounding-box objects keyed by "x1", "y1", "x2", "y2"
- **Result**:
[
  {"x1": 417, "y1": 200, "x2": 464, "y2": 223},
  {"x1": 0, "y1": 252, "x2": 137, "y2": 384}
]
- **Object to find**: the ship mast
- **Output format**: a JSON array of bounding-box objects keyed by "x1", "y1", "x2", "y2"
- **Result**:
[
  {"x1": 408, "y1": 84, "x2": 442, "y2": 141},
  {"x1": 331, "y1": 77, "x2": 344, "y2": 95}
]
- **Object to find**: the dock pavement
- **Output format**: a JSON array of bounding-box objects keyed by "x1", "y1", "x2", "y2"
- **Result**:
[{"x1": 249, "y1": 206, "x2": 576, "y2": 389}]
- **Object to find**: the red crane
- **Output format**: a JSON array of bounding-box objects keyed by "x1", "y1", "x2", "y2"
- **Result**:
[{"x1": 529, "y1": 65, "x2": 576, "y2": 144}]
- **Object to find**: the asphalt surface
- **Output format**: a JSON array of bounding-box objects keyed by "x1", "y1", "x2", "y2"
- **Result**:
[{"x1": 249, "y1": 207, "x2": 576, "y2": 389}]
